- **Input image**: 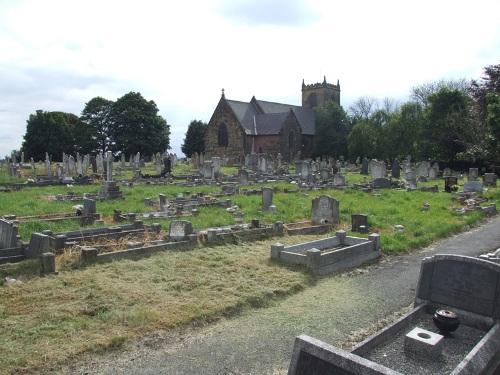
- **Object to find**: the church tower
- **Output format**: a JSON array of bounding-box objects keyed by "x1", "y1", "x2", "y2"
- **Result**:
[{"x1": 301, "y1": 76, "x2": 340, "y2": 108}]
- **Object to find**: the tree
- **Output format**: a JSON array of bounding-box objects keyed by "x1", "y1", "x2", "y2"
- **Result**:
[
  {"x1": 21, "y1": 110, "x2": 78, "y2": 161},
  {"x1": 466, "y1": 63, "x2": 500, "y2": 163},
  {"x1": 422, "y1": 88, "x2": 470, "y2": 162},
  {"x1": 348, "y1": 96, "x2": 379, "y2": 121},
  {"x1": 181, "y1": 119, "x2": 207, "y2": 158},
  {"x1": 107, "y1": 92, "x2": 170, "y2": 156},
  {"x1": 312, "y1": 100, "x2": 350, "y2": 159},
  {"x1": 80, "y1": 96, "x2": 114, "y2": 153},
  {"x1": 410, "y1": 78, "x2": 470, "y2": 108}
]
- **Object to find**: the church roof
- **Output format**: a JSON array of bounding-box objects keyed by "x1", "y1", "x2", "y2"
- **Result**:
[{"x1": 225, "y1": 97, "x2": 315, "y2": 136}]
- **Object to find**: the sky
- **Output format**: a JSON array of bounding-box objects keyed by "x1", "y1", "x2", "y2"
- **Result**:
[{"x1": 1, "y1": 0, "x2": 499, "y2": 159}]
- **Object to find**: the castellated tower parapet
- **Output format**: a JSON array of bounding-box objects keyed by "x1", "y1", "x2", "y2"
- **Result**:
[{"x1": 302, "y1": 76, "x2": 340, "y2": 108}]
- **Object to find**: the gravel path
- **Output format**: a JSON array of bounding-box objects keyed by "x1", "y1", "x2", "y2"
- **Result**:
[{"x1": 53, "y1": 216, "x2": 500, "y2": 375}]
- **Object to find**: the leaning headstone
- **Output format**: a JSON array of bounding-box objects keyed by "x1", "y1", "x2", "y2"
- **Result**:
[
  {"x1": 169, "y1": 220, "x2": 193, "y2": 241},
  {"x1": 311, "y1": 195, "x2": 339, "y2": 225},
  {"x1": 262, "y1": 186, "x2": 273, "y2": 212}
]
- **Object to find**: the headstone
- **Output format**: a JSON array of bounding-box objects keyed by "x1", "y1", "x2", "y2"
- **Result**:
[
  {"x1": 68, "y1": 155, "x2": 76, "y2": 175},
  {"x1": 405, "y1": 171, "x2": 417, "y2": 189},
  {"x1": 82, "y1": 197, "x2": 96, "y2": 215},
  {"x1": 351, "y1": 214, "x2": 369, "y2": 233},
  {"x1": 444, "y1": 176, "x2": 458, "y2": 192},
  {"x1": 120, "y1": 153, "x2": 126, "y2": 168},
  {"x1": 463, "y1": 181, "x2": 483, "y2": 193},
  {"x1": 76, "y1": 153, "x2": 83, "y2": 175},
  {"x1": 169, "y1": 220, "x2": 193, "y2": 241},
  {"x1": 311, "y1": 195, "x2": 339, "y2": 225},
  {"x1": 483, "y1": 173, "x2": 497, "y2": 187},
  {"x1": 415, "y1": 254, "x2": 500, "y2": 318},
  {"x1": 212, "y1": 156, "x2": 222, "y2": 175},
  {"x1": 373, "y1": 178, "x2": 391, "y2": 189},
  {"x1": 320, "y1": 168, "x2": 331, "y2": 181},
  {"x1": 262, "y1": 186, "x2": 273, "y2": 212},
  {"x1": 155, "y1": 152, "x2": 162, "y2": 175},
  {"x1": 238, "y1": 169, "x2": 249, "y2": 184},
  {"x1": 200, "y1": 161, "x2": 213, "y2": 178},
  {"x1": 415, "y1": 161, "x2": 430, "y2": 178},
  {"x1": 428, "y1": 167, "x2": 437, "y2": 180},
  {"x1": 361, "y1": 158, "x2": 369, "y2": 175},
  {"x1": 391, "y1": 159, "x2": 400, "y2": 179},
  {"x1": 97, "y1": 152, "x2": 104, "y2": 173},
  {"x1": 332, "y1": 173, "x2": 346, "y2": 187},
  {"x1": 294, "y1": 161, "x2": 302, "y2": 174},
  {"x1": 468, "y1": 168, "x2": 479, "y2": 181},
  {"x1": 369, "y1": 160, "x2": 386, "y2": 181},
  {"x1": 442, "y1": 167, "x2": 452, "y2": 177},
  {"x1": 301, "y1": 161, "x2": 310, "y2": 180}
]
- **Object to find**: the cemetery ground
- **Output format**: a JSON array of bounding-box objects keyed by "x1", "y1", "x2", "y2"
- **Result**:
[{"x1": 0, "y1": 165, "x2": 499, "y2": 374}]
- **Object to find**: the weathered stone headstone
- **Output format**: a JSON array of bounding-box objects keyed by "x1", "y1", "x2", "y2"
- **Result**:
[
  {"x1": 238, "y1": 169, "x2": 249, "y2": 184},
  {"x1": 200, "y1": 161, "x2": 213, "y2": 178},
  {"x1": 369, "y1": 160, "x2": 386, "y2": 181},
  {"x1": 105, "y1": 151, "x2": 113, "y2": 182},
  {"x1": 428, "y1": 166, "x2": 438, "y2": 180},
  {"x1": 483, "y1": 173, "x2": 497, "y2": 187},
  {"x1": 169, "y1": 220, "x2": 193, "y2": 241},
  {"x1": 373, "y1": 178, "x2": 391, "y2": 189},
  {"x1": 82, "y1": 197, "x2": 96, "y2": 215},
  {"x1": 442, "y1": 167, "x2": 452, "y2": 177},
  {"x1": 463, "y1": 181, "x2": 483, "y2": 193},
  {"x1": 468, "y1": 168, "x2": 479, "y2": 181},
  {"x1": 320, "y1": 168, "x2": 331, "y2": 181},
  {"x1": 332, "y1": 173, "x2": 346, "y2": 187},
  {"x1": 311, "y1": 195, "x2": 339, "y2": 225},
  {"x1": 361, "y1": 158, "x2": 369, "y2": 175},
  {"x1": 262, "y1": 186, "x2": 273, "y2": 212}
]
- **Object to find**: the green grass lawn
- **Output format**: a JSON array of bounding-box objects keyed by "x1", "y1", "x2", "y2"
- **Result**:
[{"x1": 0, "y1": 164, "x2": 498, "y2": 373}]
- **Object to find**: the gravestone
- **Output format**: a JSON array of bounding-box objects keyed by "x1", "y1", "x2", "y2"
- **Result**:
[
  {"x1": 332, "y1": 173, "x2": 346, "y2": 187},
  {"x1": 463, "y1": 181, "x2": 483, "y2": 193},
  {"x1": 373, "y1": 178, "x2": 391, "y2": 189},
  {"x1": 444, "y1": 176, "x2": 458, "y2": 192},
  {"x1": 294, "y1": 161, "x2": 302, "y2": 174},
  {"x1": 415, "y1": 254, "x2": 500, "y2": 319},
  {"x1": 483, "y1": 173, "x2": 497, "y2": 187},
  {"x1": 200, "y1": 161, "x2": 213, "y2": 178},
  {"x1": 301, "y1": 161, "x2": 310, "y2": 180},
  {"x1": 361, "y1": 158, "x2": 369, "y2": 175},
  {"x1": 415, "y1": 161, "x2": 430, "y2": 178},
  {"x1": 169, "y1": 220, "x2": 193, "y2": 241},
  {"x1": 391, "y1": 159, "x2": 400, "y2": 179},
  {"x1": 238, "y1": 169, "x2": 249, "y2": 184},
  {"x1": 405, "y1": 171, "x2": 417, "y2": 189},
  {"x1": 369, "y1": 160, "x2": 386, "y2": 181},
  {"x1": 262, "y1": 186, "x2": 273, "y2": 212},
  {"x1": 320, "y1": 168, "x2": 331, "y2": 181},
  {"x1": 311, "y1": 195, "x2": 339, "y2": 225},
  {"x1": 212, "y1": 157, "x2": 221, "y2": 174},
  {"x1": 428, "y1": 167, "x2": 437, "y2": 180},
  {"x1": 351, "y1": 214, "x2": 369, "y2": 233},
  {"x1": 442, "y1": 167, "x2": 452, "y2": 177},
  {"x1": 468, "y1": 168, "x2": 479, "y2": 181},
  {"x1": 82, "y1": 198, "x2": 96, "y2": 215}
]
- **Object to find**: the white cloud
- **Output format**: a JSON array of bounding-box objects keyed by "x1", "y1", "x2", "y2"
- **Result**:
[{"x1": 0, "y1": 0, "x2": 499, "y2": 158}]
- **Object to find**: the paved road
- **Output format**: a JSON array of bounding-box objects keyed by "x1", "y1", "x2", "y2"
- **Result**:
[{"x1": 60, "y1": 216, "x2": 500, "y2": 375}]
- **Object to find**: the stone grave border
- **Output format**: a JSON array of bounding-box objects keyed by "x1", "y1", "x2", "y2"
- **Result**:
[{"x1": 271, "y1": 230, "x2": 380, "y2": 276}]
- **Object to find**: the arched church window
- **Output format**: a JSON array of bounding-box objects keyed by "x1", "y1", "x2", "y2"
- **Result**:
[
  {"x1": 218, "y1": 123, "x2": 228, "y2": 147},
  {"x1": 289, "y1": 131, "x2": 295, "y2": 148}
]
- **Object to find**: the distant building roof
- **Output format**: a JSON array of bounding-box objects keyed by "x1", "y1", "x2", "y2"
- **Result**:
[{"x1": 225, "y1": 97, "x2": 315, "y2": 136}]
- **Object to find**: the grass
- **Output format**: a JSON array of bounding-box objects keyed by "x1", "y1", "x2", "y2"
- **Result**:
[{"x1": 0, "y1": 164, "x2": 498, "y2": 373}]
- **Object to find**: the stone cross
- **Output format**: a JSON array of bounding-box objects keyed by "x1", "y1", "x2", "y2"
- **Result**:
[{"x1": 106, "y1": 151, "x2": 113, "y2": 181}]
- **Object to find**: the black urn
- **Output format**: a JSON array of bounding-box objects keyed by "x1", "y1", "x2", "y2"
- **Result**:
[{"x1": 433, "y1": 309, "x2": 460, "y2": 333}]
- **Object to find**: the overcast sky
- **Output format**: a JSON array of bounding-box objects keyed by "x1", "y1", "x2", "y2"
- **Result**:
[{"x1": 1, "y1": 0, "x2": 499, "y2": 159}]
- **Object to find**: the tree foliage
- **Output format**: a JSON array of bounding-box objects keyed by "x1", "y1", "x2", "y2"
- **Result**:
[
  {"x1": 181, "y1": 119, "x2": 207, "y2": 158},
  {"x1": 21, "y1": 110, "x2": 79, "y2": 161},
  {"x1": 107, "y1": 92, "x2": 170, "y2": 156},
  {"x1": 80, "y1": 96, "x2": 114, "y2": 153},
  {"x1": 312, "y1": 100, "x2": 350, "y2": 159},
  {"x1": 410, "y1": 78, "x2": 470, "y2": 107}
]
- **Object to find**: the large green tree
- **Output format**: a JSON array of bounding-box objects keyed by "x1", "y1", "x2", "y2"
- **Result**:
[
  {"x1": 107, "y1": 92, "x2": 170, "y2": 156},
  {"x1": 421, "y1": 88, "x2": 470, "y2": 162},
  {"x1": 466, "y1": 63, "x2": 500, "y2": 163},
  {"x1": 80, "y1": 96, "x2": 114, "y2": 153},
  {"x1": 21, "y1": 110, "x2": 78, "y2": 161},
  {"x1": 312, "y1": 100, "x2": 350, "y2": 159},
  {"x1": 181, "y1": 119, "x2": 207, "y2": 158}
]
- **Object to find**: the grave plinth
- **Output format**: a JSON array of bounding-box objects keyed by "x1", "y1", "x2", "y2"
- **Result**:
[{"x1": 97, "y1": 181, "x2": 123, "y2": 200}]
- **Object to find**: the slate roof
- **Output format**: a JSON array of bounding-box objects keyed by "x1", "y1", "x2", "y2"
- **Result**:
[{"x1": 225, "y1": 97, "x2": 315, "y2": 136}]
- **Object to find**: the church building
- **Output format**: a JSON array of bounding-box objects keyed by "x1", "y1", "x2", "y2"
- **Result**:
[{"x1": 204, "y1": 77, "x2": 340, "y2": 162}]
